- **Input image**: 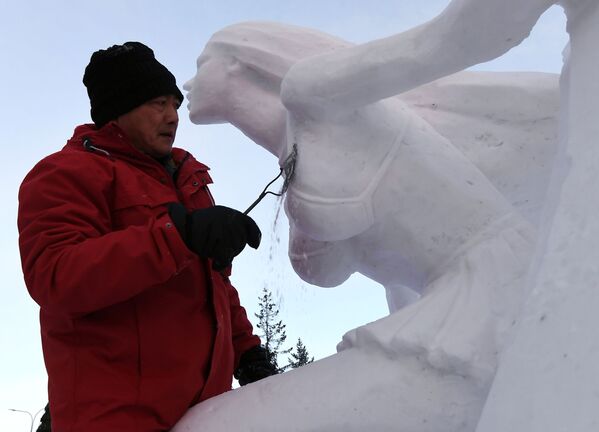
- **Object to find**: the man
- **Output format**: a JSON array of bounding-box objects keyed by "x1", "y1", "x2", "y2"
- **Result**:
[{"x1": 18, "y1": 42, "x2": 276, "y2": 432}]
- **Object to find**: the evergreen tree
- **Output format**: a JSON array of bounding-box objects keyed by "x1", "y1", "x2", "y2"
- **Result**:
[
  {"x1": 254, "y1": 286, "x2": 291, "y2": 372},
  {"x1": 288, "y1": 337, "x2": 314, "y2": 369}
]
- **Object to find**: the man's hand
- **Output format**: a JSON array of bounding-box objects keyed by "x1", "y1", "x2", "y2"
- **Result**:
[
  {"x1": 168, "y1": 203, "x2": 261, "y2": 270},
  {"x1": 234, "y1": 345, "x2": 278, "y2": 386}
]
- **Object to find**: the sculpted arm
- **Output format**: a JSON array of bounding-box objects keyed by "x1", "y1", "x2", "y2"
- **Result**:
[{"x1": 281, "y1": 0, "x2": 555, "y2": 114}]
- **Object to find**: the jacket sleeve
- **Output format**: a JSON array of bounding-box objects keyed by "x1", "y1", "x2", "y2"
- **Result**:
[
  {"x1": 18, "y1": 153, "x2": 196, "y2": 317},
  {"x1": 222, "y1": 274, "x2": 261, "y2": 367}
]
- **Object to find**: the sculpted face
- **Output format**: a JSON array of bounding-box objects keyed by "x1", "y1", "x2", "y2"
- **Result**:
[{"x1": 184, "y1": 54, "x2": 236, "y2": 125}]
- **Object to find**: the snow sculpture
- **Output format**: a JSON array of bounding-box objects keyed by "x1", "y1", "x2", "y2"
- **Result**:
[
  {"x1": 174, "y1": 3, "x2": 577, "y2": 430},
  {"x1": 183, "y1": 21, "x2": 558, "y2": 310},
  {"x1": 472, "y1": 2, "x2": 599, "y2": 431}
]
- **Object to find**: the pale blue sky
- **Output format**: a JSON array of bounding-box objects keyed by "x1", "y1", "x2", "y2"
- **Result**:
[{"x1": 0, "y1": 1, "x2": 567, "y2": 430}]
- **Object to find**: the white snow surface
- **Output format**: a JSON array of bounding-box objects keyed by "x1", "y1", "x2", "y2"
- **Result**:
[{"x1": 174, "y1": 0, "x2": 597, "y2": 430}]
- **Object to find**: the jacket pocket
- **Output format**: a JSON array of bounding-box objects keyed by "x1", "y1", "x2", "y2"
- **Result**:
[
  {"x1": 112, "y1": 191, "x2": 173, "y2": 230},
  {"x1": 180, "y1": 170, "x2": 215, "y2": 210}
]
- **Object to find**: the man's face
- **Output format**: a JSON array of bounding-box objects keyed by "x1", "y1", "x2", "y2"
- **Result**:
[{"x1": 114, "y1": 95, "x2": 180, "y2": 158}]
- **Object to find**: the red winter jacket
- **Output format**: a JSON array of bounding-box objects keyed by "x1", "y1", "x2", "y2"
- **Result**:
[{"x1": 18, "y1": 124, "x2": 260, "y2": 432}]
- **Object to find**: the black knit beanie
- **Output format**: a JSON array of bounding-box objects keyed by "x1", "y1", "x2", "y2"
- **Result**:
[{"x1": 83, "y1": 42, "x2": 184, "y2": 128}]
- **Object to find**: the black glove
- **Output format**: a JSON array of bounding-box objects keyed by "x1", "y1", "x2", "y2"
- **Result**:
[
  {"x1": 168, "y1": 203, "x2": 261, "y2": 270},
  {"x1": 234, "y1": 345, "x2": 278, "y2": 386}
]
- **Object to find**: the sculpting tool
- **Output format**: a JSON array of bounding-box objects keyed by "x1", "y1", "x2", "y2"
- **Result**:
[{"x1": 244, "y1": 143, "x2": 298, "y2": 215}]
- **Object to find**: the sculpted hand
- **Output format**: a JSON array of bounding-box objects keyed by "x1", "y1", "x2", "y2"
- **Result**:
[{"x1": 168, "y1": 203, "x2": 261, "y2": 270}]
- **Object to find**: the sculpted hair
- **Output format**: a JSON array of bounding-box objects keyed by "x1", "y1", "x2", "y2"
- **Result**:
[{"x1": 202, "y1": 21, "x2": 352, "y2": 85}]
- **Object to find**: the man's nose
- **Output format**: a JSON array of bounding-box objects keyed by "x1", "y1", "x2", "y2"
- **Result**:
[{"x1": 166, "y1": 103, "x2": 179, "y2": 124}]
